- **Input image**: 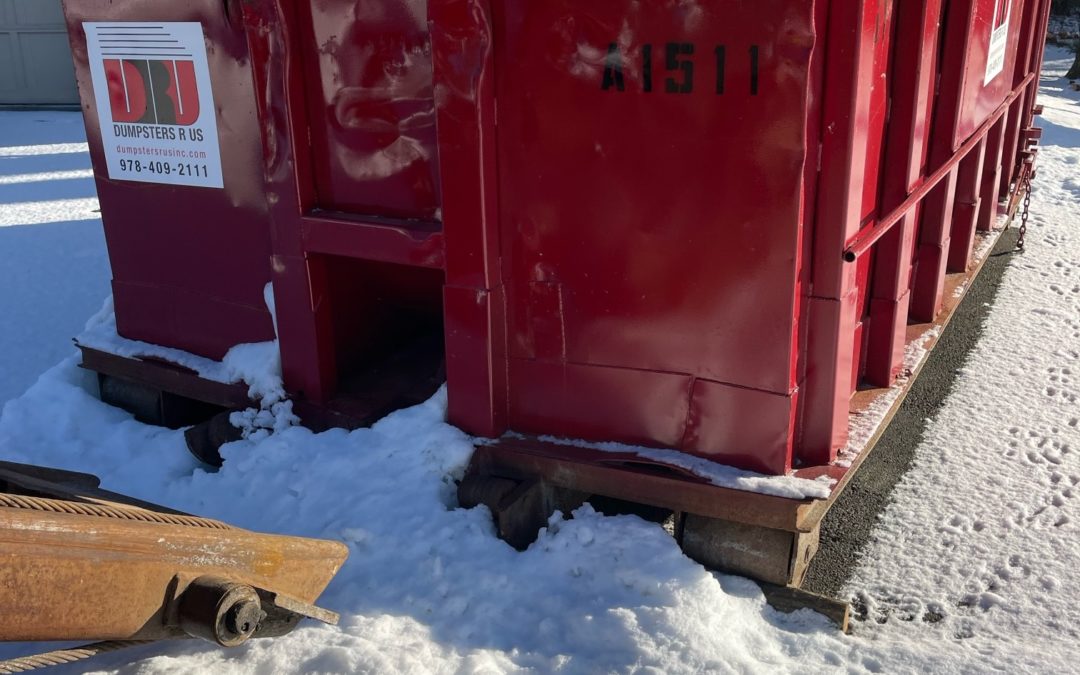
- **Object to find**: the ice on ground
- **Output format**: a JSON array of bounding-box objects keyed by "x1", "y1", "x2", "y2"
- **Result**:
[
  {"x1": 0, "y1": 46, "x2": 1079, "y2": 674},
  {"x1": 0, "y1": 169, "x2": 95, "y2": 185},
  {"x1": 0, "y1": 141, "x2": 90, "y2": 157},
  {"x1": 0, "y1": 197, "x2": 101, "y2": 227}
]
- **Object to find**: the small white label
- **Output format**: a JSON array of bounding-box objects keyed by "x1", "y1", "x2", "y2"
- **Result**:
[
  {"x1": 983, "y1": 0, "x2": 1011, "y2": 85},
  {"x1": 84, "y1": 22, "x2": 224, "y2": 188}
]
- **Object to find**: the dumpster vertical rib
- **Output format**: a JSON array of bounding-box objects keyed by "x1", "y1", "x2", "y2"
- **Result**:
[
  {"x1": 799, "y1": 0, "x2": 876, "y2": 465},
  {"x1": 864, "y1": 0, "x2": 942, "y2": 387}
]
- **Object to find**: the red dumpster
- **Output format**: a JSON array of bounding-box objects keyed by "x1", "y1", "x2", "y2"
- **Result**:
[
  {"x1": 63, "y1": 1, "x2": 276, "y2": 360},
  {"x1": 426, "y1": 0, "x2": 1050, "y2": 474},
  {"x1": 66, "y1": 0, "x2": 1050, "y2": 479}
]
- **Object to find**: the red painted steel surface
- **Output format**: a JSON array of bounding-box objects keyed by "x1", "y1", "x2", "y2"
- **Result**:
[
  {"x1": 801, "y1": 0, "x2": 1045, "y2": 467},
  {"x1": 239, "y1": 0, "x2": 446, "y2": 406},
  {"x1": 798, "y1": 0, "x2": 880, "y2": 464},
  {"x1": 296, "y1": 0, "x2": 442, "y2": 221},
  {"x1": 70, "y1": 0, "x2": 1052, "y2": 480},
  {"x1": 952, "y1": 0, "x2": 1027, "y2": 148},
  {"x1": 863, "y1": 0, "x2": 940, "y2": 387},
  {"x1": 489, "y1": 0, "x2": 816, "y2": 473},
  {"x1": 63, "y1": 1, "x2": 275, "y2": 360}
]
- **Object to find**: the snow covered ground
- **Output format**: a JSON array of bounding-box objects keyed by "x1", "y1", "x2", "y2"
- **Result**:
[
  {"x1": 0, "y1": 111, "x2": 108, "y2": 407},
  {"x1": 1, "y1": 48, "x2": 1079, "y2": 673}
]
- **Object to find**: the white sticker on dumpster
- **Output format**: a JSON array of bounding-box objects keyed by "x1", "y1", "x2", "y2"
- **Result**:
[
  {"x1": 983, "y1": 0, "x2": 1012, "y2": 84},
  {"x1": 83, "y1": 22, "x2": 224, "y2": 188}
]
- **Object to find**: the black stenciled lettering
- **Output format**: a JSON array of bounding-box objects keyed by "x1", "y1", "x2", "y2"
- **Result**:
[
  {"x1": 601, "y1": 43, "x2": 626, "y2": 91},
  {"x1": 749, "y1": 45, "x2": 760, "y2": 95},
  {"x1": 665, "y1": 43, "x2": 694, "y2": 94},
  {"x1": 642, "y1": 44, "x2": 653, "y2": 93},
  {"x1": 714, "y1": 45, "x2": 726, "y2": 94}
]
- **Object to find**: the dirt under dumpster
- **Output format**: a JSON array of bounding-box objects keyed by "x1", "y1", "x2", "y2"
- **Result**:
[{"x1": 63, "y1": 0, "x2": 1052, "y2": 592}]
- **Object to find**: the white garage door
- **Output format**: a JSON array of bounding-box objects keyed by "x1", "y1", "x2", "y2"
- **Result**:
[{"x1": 0, "y1": 0, "x2": 78, "y2": 105}]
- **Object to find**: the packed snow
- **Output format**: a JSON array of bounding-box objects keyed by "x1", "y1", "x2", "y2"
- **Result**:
[
  {"x1": 78, "y1": 293, "x2": 285, "y2": 405},
  {"x1": 1, "y1": 47, "x2": 1079, "y2": 673},
  {"x1": 78, "y1": 287, "x2": 299, "y2": 440}
]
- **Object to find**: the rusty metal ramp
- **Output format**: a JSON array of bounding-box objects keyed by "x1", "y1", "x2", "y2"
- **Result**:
[{"x1": 0, "y1": 461, "x2": 348, "y2": 669}]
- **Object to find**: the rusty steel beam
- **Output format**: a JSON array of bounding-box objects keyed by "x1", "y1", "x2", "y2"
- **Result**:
[{"x1": 0, "y1": 463, "x2": 347, "y2": 645}]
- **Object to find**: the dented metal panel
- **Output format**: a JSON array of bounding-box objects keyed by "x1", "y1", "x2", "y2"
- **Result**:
[
  {"x1": 489, "y1": 0, "x2": 816, "y2": 473},
  {"x1": 297, "y1": 0, "x2": 441, "y2": 220}
]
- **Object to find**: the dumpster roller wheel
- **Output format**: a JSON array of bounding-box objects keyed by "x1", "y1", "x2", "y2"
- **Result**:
[
  {"x1": 677, "y1": 514, "x2": 821, "y2": 588},
  {"x1": 458, "y1": 474, "x2": 586, "y2": 551}
]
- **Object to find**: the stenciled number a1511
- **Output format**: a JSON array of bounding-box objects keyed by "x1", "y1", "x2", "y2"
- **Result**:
[{"x1": 600, "y1": 42, "x2": 761, "y2": 96}]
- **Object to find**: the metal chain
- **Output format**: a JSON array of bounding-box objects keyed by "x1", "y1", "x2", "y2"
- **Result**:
[
  {"x1": 0, "y1": 641, "x2": 156, "y2": 674},
  {"x1": 1017, "y1": 172, "x2": 1032, "y2": 250}
]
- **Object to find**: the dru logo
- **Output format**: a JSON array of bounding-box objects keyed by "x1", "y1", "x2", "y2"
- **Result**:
[
  {"x1": 84, "y1": 22, "x2": 224, "y2": 188},
  {"x1": 104, "y1": 59, "x2": 199, "y2": 125}
]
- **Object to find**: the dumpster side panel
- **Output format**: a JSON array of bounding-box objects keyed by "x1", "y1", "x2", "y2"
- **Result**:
[
  {"x1": 683, "y1": 380, "x2": 798, "y2": 475},
  {"x1": 64, "y1": 1, "x2": 275, "y2": 359},
  {"x1": 508, "y1": 360, "x2": 694, "y2": 450},
  {"x1": 491, "y1": 0, "x2": 815, "y2": 472},
  {"x1": 497, "y1": 1, "x2": 812, "y2": 392},
  {"x1": 241, "y1": 0, "x2": 449, "y2": 407},
  {"x1": 864, "y1": 0, "x2": 941, "y2": 387},
  {"x1": 858, "y1": 0, "x2": 894, "y2": 224}
]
